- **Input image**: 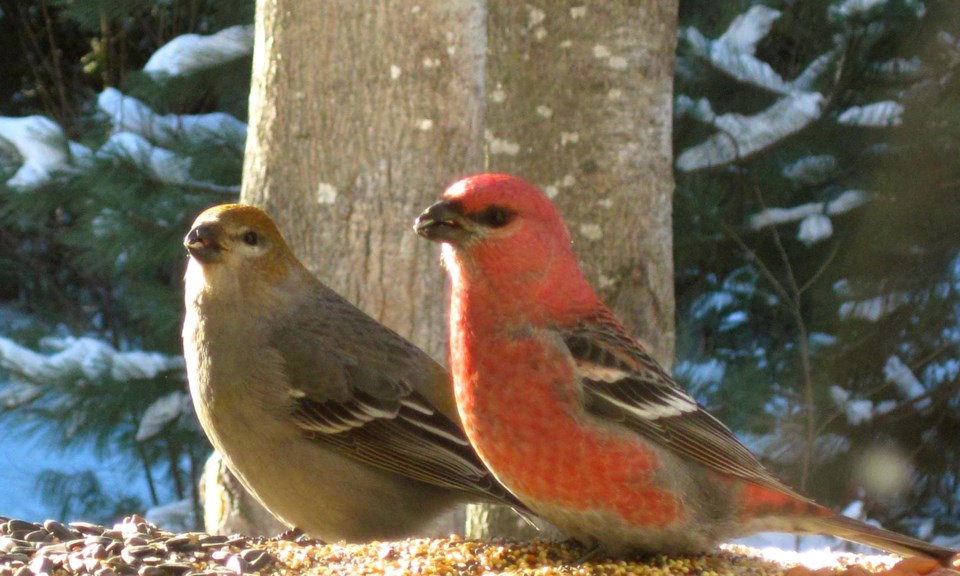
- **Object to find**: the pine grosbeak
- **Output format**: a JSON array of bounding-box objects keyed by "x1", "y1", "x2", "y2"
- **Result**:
[
  {"x1": 414, "y1": 173, "x2": 956, "y2": 563},
  {"x1": 183, "y1": 203, "x2": 522, "y2": 542}
]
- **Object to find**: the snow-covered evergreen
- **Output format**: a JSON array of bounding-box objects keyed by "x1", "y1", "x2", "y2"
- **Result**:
[
  {"x1": 0, "y1": 0, "x2": 250, "y2": 527},
  {"x1": 675, "y1": 0, "x2": 960, "y2": 543}
]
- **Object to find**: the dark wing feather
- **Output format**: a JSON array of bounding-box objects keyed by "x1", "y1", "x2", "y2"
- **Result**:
[
  {"x1": 272, "y1": 285, "x2": 521, "y2": 507},
  {"x1": 566, "y1": 308, "x2": 809, "y2": 501}
]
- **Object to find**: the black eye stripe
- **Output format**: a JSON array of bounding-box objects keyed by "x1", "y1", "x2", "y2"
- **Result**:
[{"x1": 469, "y1": 206, "x2": 515, "y2": 228}]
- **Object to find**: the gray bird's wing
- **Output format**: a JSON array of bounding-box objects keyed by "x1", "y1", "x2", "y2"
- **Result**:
[{"x1": 271, "y1": 287, "x2": 521, "y2": 507}]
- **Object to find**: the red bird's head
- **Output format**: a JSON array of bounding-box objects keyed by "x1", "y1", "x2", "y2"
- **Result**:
[{"x1": 415, "y1": 174, "x2": 597, "y2": 319}]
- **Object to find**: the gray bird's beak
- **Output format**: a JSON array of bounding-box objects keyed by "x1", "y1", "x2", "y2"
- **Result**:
[
  {"x1": 184, "y1": 223, "x2": 225, "y2": 261},
  {"x1": 414, "y1": 200, "x2": 469, "y2": 244}
]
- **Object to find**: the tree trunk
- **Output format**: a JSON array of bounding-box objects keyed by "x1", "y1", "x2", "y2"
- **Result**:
[
  {"x1": 218, "y1": 0, "x2": 677, "y2": 540},
  {"x1": 465, "y1": 0, "x2": 678, "y2": 538},
  {"x1": 242, "y1": 0, "x2": 485, "y2": 359},
  {"x1": 200, "y1": 453, "x2": 286, "y2": 537},
  {"x1": 484, "y1": 1, "x2": 677, "y2": 366}
]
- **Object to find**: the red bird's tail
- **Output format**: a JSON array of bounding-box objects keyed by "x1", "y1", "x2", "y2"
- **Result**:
[
  {"x1": 739, "y1": 485, "x2": 956, "y2": 565},
  {"x1": 803, "y1": 514, "x2": 957, "y2": 566}
]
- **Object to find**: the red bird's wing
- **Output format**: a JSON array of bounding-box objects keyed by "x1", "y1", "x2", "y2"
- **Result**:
[{"x1": 563, "y1": 309, "x2": 809, "y2": 501}]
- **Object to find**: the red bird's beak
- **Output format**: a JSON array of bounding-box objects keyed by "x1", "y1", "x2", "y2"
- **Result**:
[{"x1": 414, "y1": 200, "x2": 469, "y2": 244}]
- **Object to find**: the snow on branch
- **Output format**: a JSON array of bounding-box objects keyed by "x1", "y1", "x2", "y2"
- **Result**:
[
  {"x1": 838, "y1": 292, "x2": 910, "y2": 322},
  {"x1": 871, "y1": 57, "x2": 924, "y2": 80},
  {"x1": 883, "y1": 356, "x2": 931, "y2": 409},
  {"x1": 136, "y1": 391, "x2": 192, "y2": 441},
  {"x1": 97, "y1": 88, "x2": 247, "y2": 147},
  {"x1": 675, "y1": 359, "x2": 726, "y2": 390},
  {"x1": 0, "y1": 116, "x2": 91, "y2": 191},
  {"x1": 829, "y1": 385, "x2": 897, "y2": 425},
  {"x1": 0, "y1": 335, "x2": 183, "y2": 385},
  {"x1": 96, "y1": 132, "x2": 240, "y2": 193},
  {"x1": 145, "y1": 25, "x2": 254, "y2": 79},
  {"x1": 683, "y1": 6, "x2": 791, "y2": 94},
  {"x1": 682, "y1": 6, "x2": 835, "y2": 96},
  {"x1": 98, "y1": 133, "x2": 193, "y2": 185},
  {"x1": 830, "y1": 0, "x2": 926, "y2": 20},
  {"x1": 830, "y1": 0, "x2": 889, "y2": 18},
  {"x1": 677, "y1": 92, "x2": 825, "y2": 171},
  {"x1": 797, "y1": 214, "x2": 833, "y2": 246},
  {"x1": 749, "y1": 189, "x2": 868, "y2": 229},
  {"x1": 782, "y1": 155, "x2": 838, "y2": 186},
  {"x1": 829, "y1": 356, "x2": 933, "y2": 426},
  {"x1": 792, "y1": 51, "x2": 837, "y2": 93},
  {"x1": 837, "y1": 101, "x2": 904, "y2": 127},
  {"x1": 748, "y1": 190, "x2": 868, "y2": 246}
]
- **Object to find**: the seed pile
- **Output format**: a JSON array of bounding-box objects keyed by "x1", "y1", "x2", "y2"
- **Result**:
[
  {"x1": 0, "y1": 516, "x2": 954, "y2": 576},
  {"x1": 266, "y1": 536, "x2": 783, "y2": 575},
  {"x1": 0, "y1": 515, "x2": 272, "y2": 575},
  {"x1": 265, "y1": 536, "x2": 954, "y2": 576}
]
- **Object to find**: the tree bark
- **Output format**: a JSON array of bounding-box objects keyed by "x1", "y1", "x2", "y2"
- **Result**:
[
  {"x1": 218, "y1": 0, "x2": 678, "y2": 540},
  {"x1": 242, "y1": 0, "x2": 486, "y2": 359},
  {"x1": 200, "y1": 453, "x2": 286, "y2": 537},
  {"x1": 484, "y1": 1, "x2": 677, "y2": 366}
]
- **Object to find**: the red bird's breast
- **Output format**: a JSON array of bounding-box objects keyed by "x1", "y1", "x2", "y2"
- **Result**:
[{"x1": 450, "y1": 302, "x2": 683, "y2": 530}]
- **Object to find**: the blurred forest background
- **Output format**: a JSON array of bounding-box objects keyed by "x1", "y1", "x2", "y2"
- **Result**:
[{"x1": 0, "y1": 0, "x2": 958, "y2": 546}]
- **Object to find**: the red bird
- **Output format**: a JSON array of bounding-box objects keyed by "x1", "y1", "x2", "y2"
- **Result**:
[{"x1": 414, "y1": 173, "x2": 956, "y2": 564}]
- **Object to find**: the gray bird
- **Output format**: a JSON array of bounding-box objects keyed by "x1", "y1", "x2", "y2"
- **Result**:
[{"x1": 182, "y1": 203, "x2": 522, "y2": 542}]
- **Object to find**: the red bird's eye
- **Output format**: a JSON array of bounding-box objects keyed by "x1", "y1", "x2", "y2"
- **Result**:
[{"x1": 470, "y1": 206, "x2": 514, "y2": 229}]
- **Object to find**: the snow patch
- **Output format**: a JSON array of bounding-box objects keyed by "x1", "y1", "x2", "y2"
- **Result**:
[
  {"x1": 0, "y1": 335, "x2": 183, "y2": 384},
  {"x1": 883, "y1": 356, "x2": 929, "y2": 408},
  {"x1": 145, "y1": 25, "x2": 254, "y2": 79},
  {"x1": 136, "y1": 391, "x2": 191, "y2": 441},
  {"x1": 719, "y1": 311, "x2": 748, "y2": 331},
  {"x1": 691, "y1": 291, "x2": 735, "y2": 318},
  {"x1": 675, "y1": 359, "x2": 726, "y2": 389},
  {"x1": 98, "y1": 132, "x2": 193, "y2": 185},
  {"x1": 830, "y1": 385, "x2": 875, "y2": 425},
  {"x1": 797, "y1": 213, "x2": 833, "y2": 245},
  {"x1": 0, "y1": 116, "x2": 74, "y2": 191},
  {"x1": 830, "y1": 0, "x2": 888, "y2": 18},
  {"x1": 677, "y1": 93, "x2": 824, "y2": 171},
  {"x1": 98, "y1": 88, "x2": 247, "y2": 147},
  {"x1": 750, "y1": 190, "x2": 868, "y2": 229},
  {"x1": 838, "y1": 293, "x2": 908, "y2": 322},
  {"x1": 782, "y1": 155, "x2": 837, "y2": 186},
  {"x1": 808, "y1": 332, "x2": 837, "y2": 348},
  {"x1": 719, "y1": 5, "x2": 781, "y2": 54},
  {"x1": 837, "y1": 101, "x2": 904, "y2": 127},
  {"x1": 683, "y1": 6, "x2": 833, "y2": 97}
]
